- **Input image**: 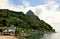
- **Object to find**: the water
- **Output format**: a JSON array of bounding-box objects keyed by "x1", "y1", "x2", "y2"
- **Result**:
[
  {"x1": 24, "y1": 32, "x2": 60, "y2": 39},
  {"x1": 41, "y1": 32, "x2": 60, "y2": 39}
]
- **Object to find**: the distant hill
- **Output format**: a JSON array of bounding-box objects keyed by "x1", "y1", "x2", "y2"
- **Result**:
[{"x1": 0, "y1": 9, "x2": 55, "y2": 32}]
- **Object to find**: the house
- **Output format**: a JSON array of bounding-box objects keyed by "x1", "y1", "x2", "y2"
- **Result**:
[{"x1": 3, "y1": 25, "x2": 16, "y2": 35}]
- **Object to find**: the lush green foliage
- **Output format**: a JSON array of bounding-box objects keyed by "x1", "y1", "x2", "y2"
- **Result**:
[
  {"x1": 0, "y1": 9, "x2": 55, "y2": 33},
  {"x1": 0, "y1": 27, "x2": 3, "y2": 32}
]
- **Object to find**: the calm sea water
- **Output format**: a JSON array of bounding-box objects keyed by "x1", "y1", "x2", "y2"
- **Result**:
[
  {"x1": 24, "y1": 32, "x2": 60, "y2": 39},
  {"x1": 41, "y1": 32, "x2": 60, "y2": 39}
]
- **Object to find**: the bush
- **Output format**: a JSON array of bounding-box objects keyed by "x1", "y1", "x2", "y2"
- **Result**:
[{"x1": 0, "y1": 28, "x2": 3, "y2": 32}]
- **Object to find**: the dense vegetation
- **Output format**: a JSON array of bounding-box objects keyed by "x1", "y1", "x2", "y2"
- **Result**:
[{"x1": 0, "y1": 9, "x2": 55, "y2": 35}]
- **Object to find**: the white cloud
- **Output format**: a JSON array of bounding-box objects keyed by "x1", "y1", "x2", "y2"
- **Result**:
[
  {"x1": 0, "y1": 0, "x2": 9, "y2": 9},
  {"x1": 0, "y1": 0, "x2": 24, "y2": 11},
  {"x1": 21, "y1": 0, "x2": 60, "y2": 32},
  {"x1": 22, "y1": 0, "x2": 30, "y2": 7},
  {"x1": 0, "y1": 0, "x2": 60, "y2": 32},
  {"x1": 47, "y1": 1, "x2": 59, "y2": 11},
  {"x1": 0, "y1": 0, "x2": 33, "y2": 12},
  {"x1": 35, "y1": 1, "x2": 60, "y2": 32}
]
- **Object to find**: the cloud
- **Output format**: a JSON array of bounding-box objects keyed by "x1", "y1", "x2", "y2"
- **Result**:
[
  {"x1": 22, "y1": 0, "x2": 30, "y2": 7},
  {"x1": 47, "y1": 1, "x2": 59, "y2": 11},
  {"x1": 35, "y1": 1, "x2": 60, "y2": 32},
  {"x1": 0, "y1": 0, "x2": 9, "y2": 9},
  {"x1": 0, "y1": 0, "x2": 24, "y2": 11},
  {"x1": 0, "y1": 0, "x2": 33, "y2": 12},
  {"x1": 21, "y1": 0, "x2": 60, "y2": 32},
  {"x1": 0, "y1": 0, "x2": 60, "y2": 32}
]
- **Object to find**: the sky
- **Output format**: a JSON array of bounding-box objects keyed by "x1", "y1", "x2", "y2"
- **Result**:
[{"x1": 0, "y1": 0, "x2": 60, "y2": 32}]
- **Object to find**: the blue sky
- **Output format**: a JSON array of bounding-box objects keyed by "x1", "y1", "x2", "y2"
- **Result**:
[
  {"x1": 10, "y1": 0, "x2": 60, "y2": 32},
  {"x1": 11, "y1": 0, "x2": 48, "y2": 6},
  {"x1": 10, "y1": 0, "x2": 60, "y2": 11},
  {"x1": 11, "y1": 0, "x2": 60, "y2": 6},
  {"x1": 10, "y1": 0, "x2": 23, "y2": 6},
  {"x1": 0, "y1": 0, "x2": 60, "y2": 32}
]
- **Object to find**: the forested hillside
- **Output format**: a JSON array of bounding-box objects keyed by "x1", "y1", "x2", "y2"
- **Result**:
[{"x1": 0, "y1": 9, "x2": 55, "y2": 33}]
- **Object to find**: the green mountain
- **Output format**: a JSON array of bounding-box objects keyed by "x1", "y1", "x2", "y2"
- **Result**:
[{"x1": 0, "y1": 9, "x2": 55, "y2": 33}]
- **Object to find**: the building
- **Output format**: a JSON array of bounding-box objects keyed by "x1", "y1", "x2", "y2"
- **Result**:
[{"x1": 3, "y1": 25, "x2": 16, "y2": 35}]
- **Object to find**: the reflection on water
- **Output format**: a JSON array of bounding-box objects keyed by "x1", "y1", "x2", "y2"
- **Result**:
[
  {"x1": 41, "y1": 32, "x2": 60, "y2": 39},
  {"x1": 23, "y1": 33, "x2": 43, "y2": 39},
  {"x1": 23, "y1": 32, "x2": 60, "y2": 39}
]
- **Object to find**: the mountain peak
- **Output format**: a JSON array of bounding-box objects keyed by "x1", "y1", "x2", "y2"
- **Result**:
[{"x1": 26, "y1": 10, "x2": 38, "y2": 18}]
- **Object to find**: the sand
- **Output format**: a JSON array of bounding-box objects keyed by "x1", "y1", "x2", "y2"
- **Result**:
[{"x1": 0, "y1": 36, "x2": 18, "y2": 39}]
